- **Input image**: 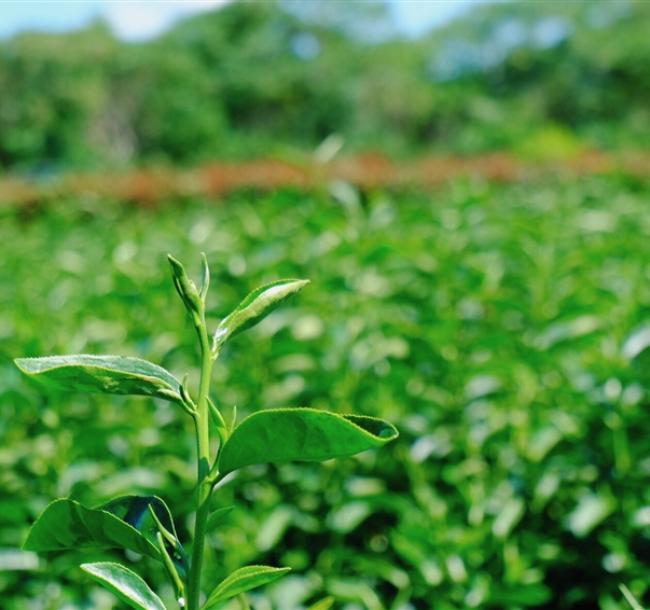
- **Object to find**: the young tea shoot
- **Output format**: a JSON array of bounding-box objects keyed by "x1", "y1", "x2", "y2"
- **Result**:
[{"x1": 15, "y1": 254, "x2": 398, "y2": 610}]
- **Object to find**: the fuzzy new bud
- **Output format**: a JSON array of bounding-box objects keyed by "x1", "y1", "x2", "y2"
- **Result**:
[{"x1": 167, "y1": 254, "x2": 203, "y2": 316}]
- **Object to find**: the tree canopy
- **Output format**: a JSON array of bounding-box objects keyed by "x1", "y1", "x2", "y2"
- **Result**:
[{"x1": 1, "y1": 0, "x2": 649, "y2": 171}]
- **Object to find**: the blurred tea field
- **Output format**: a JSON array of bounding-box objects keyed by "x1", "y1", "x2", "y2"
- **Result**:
[{"x1": 2, "y1": 174, "x2": 650, "y2": 609}]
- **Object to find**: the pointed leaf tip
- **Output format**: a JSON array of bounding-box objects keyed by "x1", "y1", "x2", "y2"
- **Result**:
[
  {"x1": 81, "y1": 562, "x2": 166, "y2": 610},
  {"x1": 167, "y1": 254, "x2": 202, "y2": 314},
  {"x1": 206, "y1": 505, "x2": 235, "y2": 531},
  {"x1": 214, "y1": 278, "x2": 310, "y2": 349},
  {"x1": 200, "y1": 252, "x2": 210, "y2": 300},
  {"x1": 24, "y1": 498, "x2": 160, "y2": 559},
  {"x1": 14, "y1": 355, "x2": 183, "y2": 404},
  {"x1": 203, "y1": 565, "x2": 290, "y2": 608},
  {"x1": 218, "y1": 408, "x2": 398, "y2": 474}
]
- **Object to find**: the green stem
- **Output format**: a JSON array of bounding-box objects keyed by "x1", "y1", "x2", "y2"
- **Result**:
[
  {"x1": 187, "y1": 312, "x2": 215, "y2": 610},
  {"x1": 155, "y1": 532, "x2": 185, "y2": 601}
]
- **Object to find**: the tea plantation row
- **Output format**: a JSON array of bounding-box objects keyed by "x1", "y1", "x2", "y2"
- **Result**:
[{"x1": 1, "y1": 175, "x2": 649, "y2": 609}]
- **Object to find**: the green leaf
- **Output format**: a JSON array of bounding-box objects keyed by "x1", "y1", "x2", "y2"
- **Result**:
[
  {"x1": 214, "y1": 279, "x2": 309, "y2": 349},
  {"x1": 218, "y1": 408, "x2": 398, "y2": 474},
  {"x1": 206, "y1": 506, "x2": 234, "y2": 531},
  {"x1": 23, "y1": 498, "x2": 159, "y2": 560},
  {"x1": 14, "y1": 355, "x2": 182, "y2": 403},
  {"x1": 168, "y1": 254, "x2": 203, "y2": 315},
  {"x1": 566, "y1": 491, "x2": 614, "y2": 538},
  {"x1": 488, "y1": 583, "x2": 552, "y2": 607},
  {"x1": 100, "y1": 496, "x2": 178, "y2": 548},
  {"x1": 203, "y1": 565, "x2": 290, "y2": 609},
  {"x1": 200, "y1": 251, "x2": 210, "y2": 301},
  {"x1": 100, "y1": 496, "x2": 187, "y2": 575},
  {"x1": 307, "y1": 598, "x2": 336, "y2": 610},
  {"x1": 81, "y1": 562, "x2": 166, "y2": 610}
]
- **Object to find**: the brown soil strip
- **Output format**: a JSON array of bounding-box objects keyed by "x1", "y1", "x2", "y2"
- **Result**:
[{"x1": 1, "y1": 151, "x2": 648, "y2": 208}]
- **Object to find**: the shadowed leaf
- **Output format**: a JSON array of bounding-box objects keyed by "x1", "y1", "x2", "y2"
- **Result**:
[
  {"x1": 23, "y1": 498, "x2": 159, "y2": 560},
  {"x1": 101, "y1": 496, "x2": 177, "y2": 547}
]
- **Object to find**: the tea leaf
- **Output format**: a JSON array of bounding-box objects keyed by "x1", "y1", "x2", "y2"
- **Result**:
[
  {"x1": 206, "y1": 506, "x2": 235, "y2": 531},
  {"x1": 168, "y1": 254, "x2": 203, "y2": 315},
  {"x1": 200, "y1": 251, "x2": 210, "y2": 301},
  {"x1": 23, "y1": 498, "x2": 159, "y2": 560},
  {"x1": 81, "y1": 562, "x2": 166, "y2": 610},
  {"x1": 488, "y1": 583, "x2": 552, "y2": 606},
  {"x1": 213, "y1": 279, "x2": 309, "y2": 349},
  {"x1": 100, "y1": 495, "x2": 178, "y2": 548},
  {"x1": 14, "y1": 355, "x2": 183, "y2": 403},
  {"x1": 100, "y1": 495, "x2": 187, "y2": 575},
  {"x1": 202, "y1": 565, "x2": 290, "y2": 608},
  {"x1": 218, "y1": 408, "x2": 398, "y2": 474},
  {"x1": 566, "y1": 491, "x2": 614, "y2": 538},
  {"x1": 307, "y1": 598, "x2": 336, "y2": 610}
]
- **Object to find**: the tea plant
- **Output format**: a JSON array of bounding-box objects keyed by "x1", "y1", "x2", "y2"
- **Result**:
[{"x1": 15, "y1": 254, "x2": 397, "y2": 610}]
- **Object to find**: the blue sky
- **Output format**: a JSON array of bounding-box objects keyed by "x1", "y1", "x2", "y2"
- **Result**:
[{"x1": 0, "y1": 1, "x2": 477, "y2": 41}]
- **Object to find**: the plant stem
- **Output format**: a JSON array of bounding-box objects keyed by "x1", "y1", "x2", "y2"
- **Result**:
[
  {"x1": 187, "y1": 312, "x2": 214, "y2": 610},
  {"x1": 155, "y1": 532, "x2": 185, "y2": 601}
]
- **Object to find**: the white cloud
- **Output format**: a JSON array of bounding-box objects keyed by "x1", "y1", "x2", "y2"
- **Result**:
[{"x1": 102, "y1": 1, "x2": 228, "y2": 41}]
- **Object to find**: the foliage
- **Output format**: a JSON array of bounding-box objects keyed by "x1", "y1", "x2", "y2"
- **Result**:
[
  {"x1": 12, "y1": 251, "x2": 395, "y2": 609},
  {"x1": 2, "y1": 0, "x2": 650, "y2": 170},
  {"x1": 1, "y1": 176, "x2": 649, "y2": 609}
]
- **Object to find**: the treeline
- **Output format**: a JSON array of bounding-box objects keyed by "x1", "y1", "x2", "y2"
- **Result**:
[{"x1": 1, "y1": 0, "x2": 650, "y2": 171}]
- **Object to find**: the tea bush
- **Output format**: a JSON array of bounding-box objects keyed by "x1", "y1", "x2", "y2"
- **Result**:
[{"x1": 1, "y1": 175, "x2": 649, "y2": 609}]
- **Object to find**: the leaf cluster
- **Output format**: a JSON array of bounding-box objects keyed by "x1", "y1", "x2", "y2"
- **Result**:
[
  {"x1": 13, "y1": 253, "x2": 396, "y2": 609},
  {"x1": 2, "y1": 177, "x2": 650, "y2": 608}
]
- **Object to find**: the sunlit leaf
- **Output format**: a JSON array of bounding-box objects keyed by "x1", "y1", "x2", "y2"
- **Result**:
[
  {"x1": 622, "y1": 326, "x2": 650, "y2": 360},
  {"x1": 566, "y1": 492, "x2": 615, "y2": 538},
  {"x1": 307, "y1": 598, "x2": 336, "y2": 610},
  {"x1": 255, "y1": 505, "x2": 293, "y2": 552},
  {"x1": 218, "y1": 408, "x2": 398, "y2": 474},
  {"x1": 492, "y1": 497, "x2": 525, "y2": 539},
  {"x1": 214, "y1": 279, "x2": 309, "y2": 348},
  {"x1": 81, "y1": 562, "x2": 166, "y2": 610},
  {"x1": 14, "y1": 355, "x2": 182, "y2": 403},
  {"x1": 203, "y1": 565, "x2": 290, "y2": 608},
  {"x1": 535, "y1": 315, "x2": 601, "y2": 349}
]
